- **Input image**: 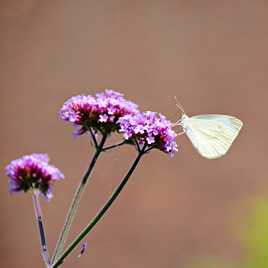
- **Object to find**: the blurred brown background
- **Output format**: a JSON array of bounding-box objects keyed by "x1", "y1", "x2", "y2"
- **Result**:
[{"x1": 0, "y1": 1, "x2": 267, "y2": 267}]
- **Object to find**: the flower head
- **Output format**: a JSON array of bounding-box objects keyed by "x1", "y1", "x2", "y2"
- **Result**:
[
  {"x1": 60, "y1": 89, "x2": 139, "y2": 135},
  {"x1": 118, "y1": 111, "x2": 178, "y2": 156},
  {"x1": 6, "y1": 153, "x2": 64, "y2": 200}
]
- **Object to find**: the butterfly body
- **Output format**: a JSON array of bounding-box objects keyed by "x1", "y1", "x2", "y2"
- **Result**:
[{"x1": 179, "y1": 113, "x2": 243, "y2": 159}]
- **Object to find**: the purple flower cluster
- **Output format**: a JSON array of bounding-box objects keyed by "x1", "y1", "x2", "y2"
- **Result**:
[
  {"x1": 60, "y1": 89, "x2": 178, "y2": 155},
  {"x1": 118, "y1": 111, "x2": 178, "y2": 156},
  {"x1": 60, "y1": 89, "x2": 139, "y2": 135},
  {"x1": 6, "y1": 154, "x2": 64, "y2": 200}
]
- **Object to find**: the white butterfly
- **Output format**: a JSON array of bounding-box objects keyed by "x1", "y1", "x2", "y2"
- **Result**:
[{"x1": 174, "y1": 99, "x2": 243, "y2": 159}]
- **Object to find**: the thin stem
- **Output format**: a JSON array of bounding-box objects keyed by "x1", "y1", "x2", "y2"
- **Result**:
[
  {"x1": 51, "y1": 134, "x2": 107, "y2": 264},
  {"x1": 102, "y1": 141, "x2": 126, "y2": 152},
  {"x1": 32, "y1": 190, "x2": 50, "y2": 267},
  {"x1": 88, "y1": 128, "x2": 99, "y2": 149},
  {"x1": 133, "y1": 137, "x2": 141, "y2": 152},
  {"x1": 144, "y1": 145, "x2": 156, "y2": 154},
  {"x1": 52, "y1": 147, "x2": 146, "y2": 268}
]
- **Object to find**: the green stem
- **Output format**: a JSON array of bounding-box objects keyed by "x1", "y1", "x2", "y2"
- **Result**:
[
  {"x1": 32, "y1": 190, "x2": 50, "y2": 267},
  {"x1": 88, "y1": 128, "x2": 99, "y2": 149},
  {"x1": 52, "y1": 147, "x2": 145, "y2": 268},
  {"x1": 51, "y1": 134, "x2": 107, "y2": 264},
  {"x1": 102, "y1": 141, "x2": 126, "y2": 152}
]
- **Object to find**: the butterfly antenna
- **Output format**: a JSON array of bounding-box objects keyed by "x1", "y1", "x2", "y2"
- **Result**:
[
  {"x1": 174, "y1": 96, "x2": 186, "y2": 115},
  {"x1": 172, "y1": 96, "x2": 186, "y2": 127}
]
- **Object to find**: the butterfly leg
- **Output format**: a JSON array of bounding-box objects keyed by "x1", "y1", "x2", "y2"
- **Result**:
[{"x1": 176, "y1": 130, "x2": 185, "y2": 136}]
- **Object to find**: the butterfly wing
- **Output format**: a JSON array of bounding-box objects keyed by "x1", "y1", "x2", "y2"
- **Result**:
[{"x1": 184, "y1": 114, "x2": 243, "y2": 159}]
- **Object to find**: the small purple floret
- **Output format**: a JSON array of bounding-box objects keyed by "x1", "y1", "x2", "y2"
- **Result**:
[
  {"x1": 118, "y1": 111, "x2": 178, "y2": 156},
  {"x1": 6, "y1": 153, "x2": 64, "y2": 200},
  {"x1": 78, "y1": 241, "x2": 88, "y2": 257},
  {"x1": 59, "y1": 89, "x2": 139, "y2": 135}
]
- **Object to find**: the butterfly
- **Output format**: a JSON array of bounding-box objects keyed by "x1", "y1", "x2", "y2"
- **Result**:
[{"x1": 174, "y1": 98, "x2": 243, "y2": 159}]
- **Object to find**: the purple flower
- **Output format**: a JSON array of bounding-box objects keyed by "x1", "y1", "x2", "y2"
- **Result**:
[
  {"x1": 118, "y1": 111, "x2": 178, "y2": 156},
  {"x1": 5, "y1": 153, "x2": 64, "y2": 200},
  {"x1": 59, "y1": 89, "x2": 139, "y2": 135}
]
